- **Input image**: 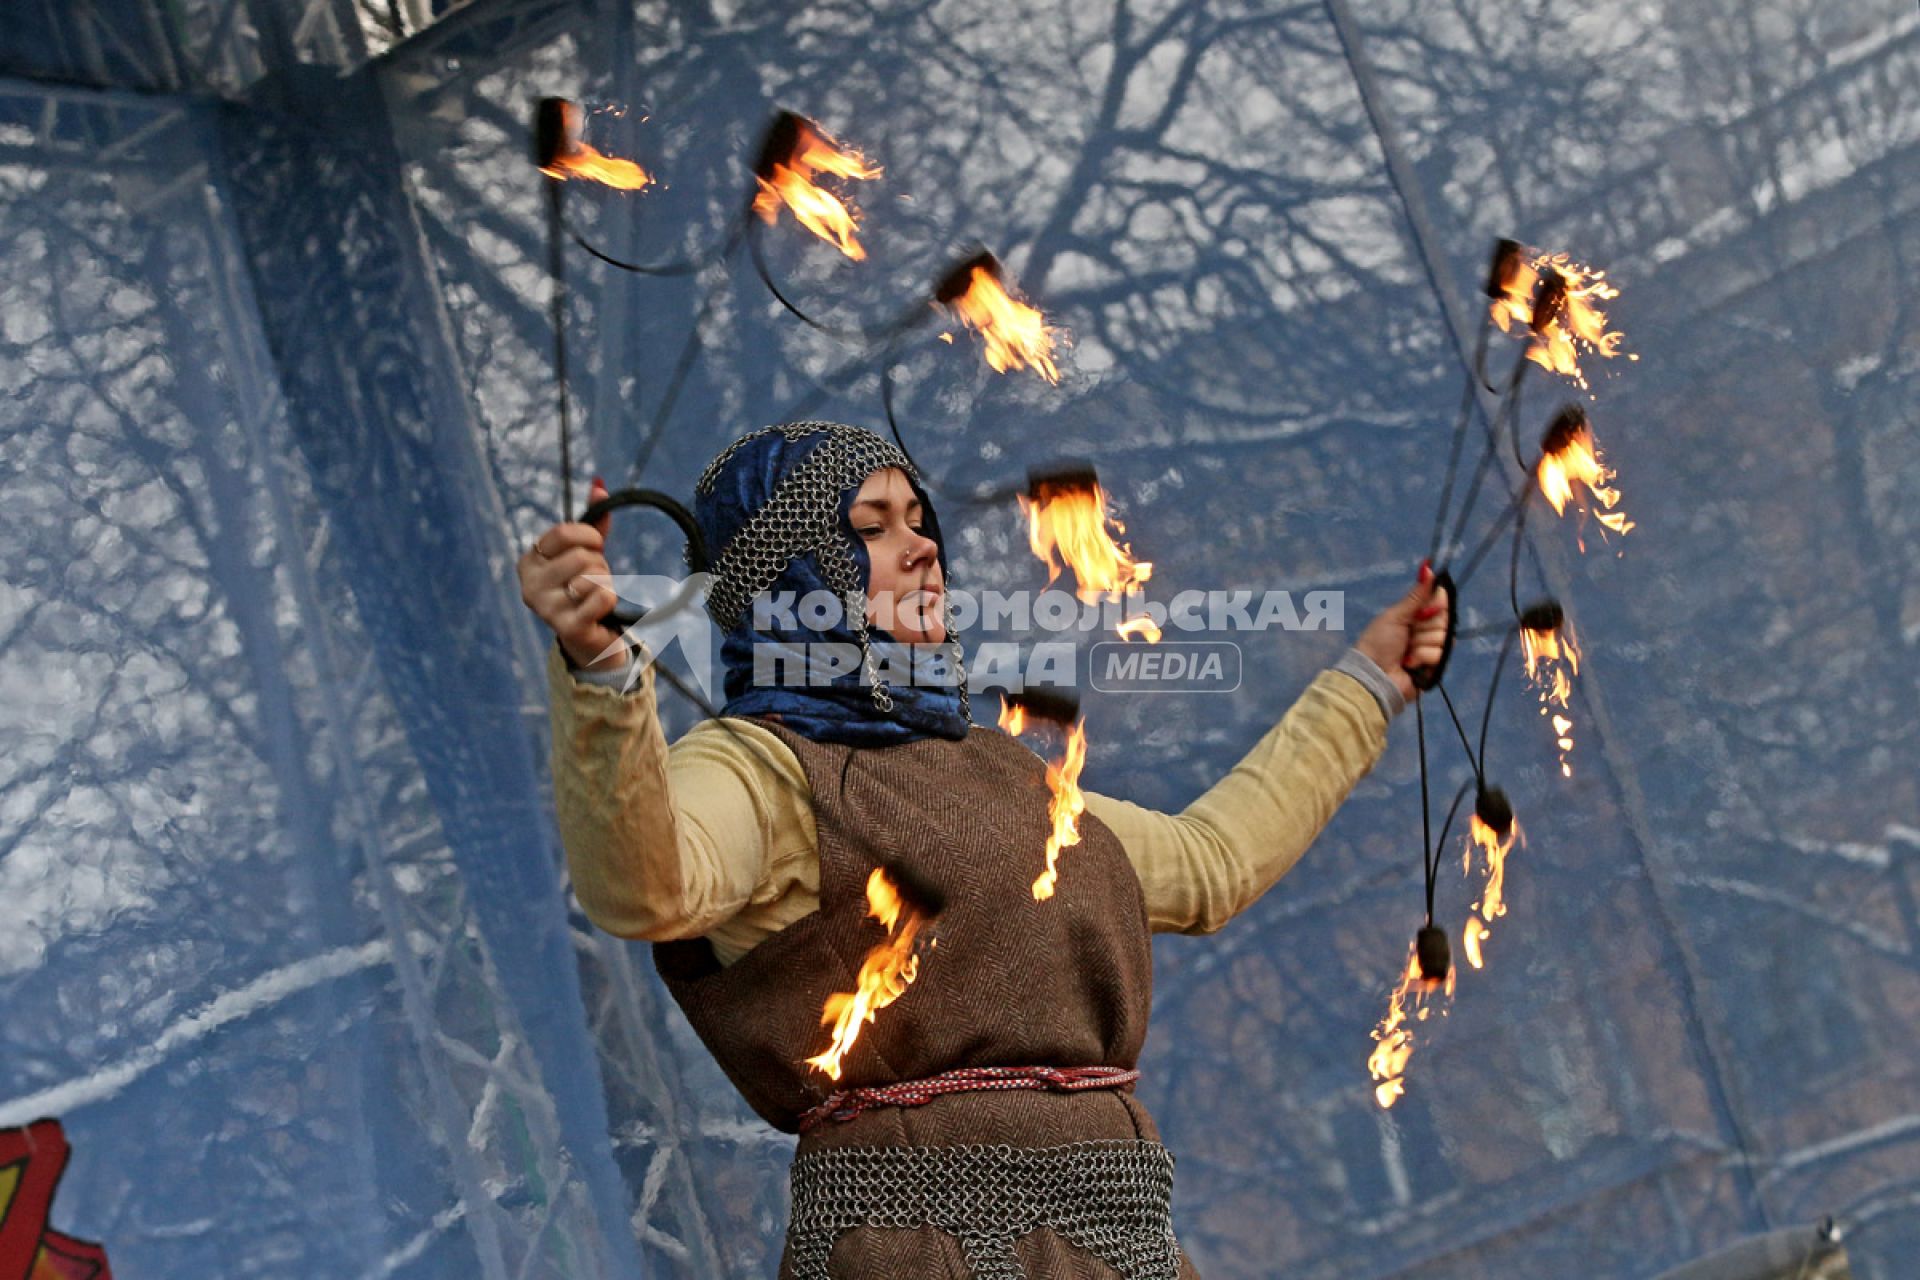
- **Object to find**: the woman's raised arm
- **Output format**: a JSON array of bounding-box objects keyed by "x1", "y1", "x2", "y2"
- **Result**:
[
  {"x1": 1083, "y1": 660, "x2": 1389, "y2": 935},
  {"x1": 524, "y1": 477, "x2": 805, "y2": 943},
  {"x1": 1085, "y1": 569, "x2": 1448, "y2": 933}
]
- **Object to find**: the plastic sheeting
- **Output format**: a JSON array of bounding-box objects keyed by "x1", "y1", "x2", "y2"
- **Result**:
[{"x1": 2, "y1": 1, "x2": 1916, "y2": 1276}]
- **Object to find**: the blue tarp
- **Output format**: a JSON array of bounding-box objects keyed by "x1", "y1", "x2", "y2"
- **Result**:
[{"x1": 2, "y1": 1, "x2": 1916, "y2": 1276}]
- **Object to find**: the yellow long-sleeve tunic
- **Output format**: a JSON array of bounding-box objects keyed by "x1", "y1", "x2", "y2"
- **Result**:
[{"x1": 545, "y1": 642, "x2": 1389, "y2": 966}]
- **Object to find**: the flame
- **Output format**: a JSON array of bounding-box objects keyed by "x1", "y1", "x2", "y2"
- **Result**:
[
  {"x1": 1520, "y1": 617, "x2": 1580, "y2": 686},
  {"x1": 1031, "y1": 719, "x2": 1089, "y2": 900},
  {"x1": 1019, "y1": 483, "x2": 1152, "y2": 605},
  {"x1": 944, "y1": 266, "x2": 1063, "y2": 383},
  {"x1": 540, "y1": 102, "x2": 654, "y2": 190},
  {"x1": 806, "y1": 868, "x2": 927, "y2": 1080},
  {"x1": 1116, "y1": 614, "x2": 1162, "y2": 643},
  {"x1": 1463, "y1": 917, "x2": 1491, "y2": 970},
  {"x1": 997, "y1": 700, "x2": 1029, "y2": 735},
  {"x1": 1488, "y1": 256, "x2": 1540, "y2": 334},
  {"x1": 1490, "y1": 250, "x2": 1628, "y2": 389},
  {"x1": 1468, "y1": 811, "x2": 1523, "y2": 924},
  {"x1": 1537, "y1": 425, "x2": 1632, "y2": 552},
  {"x1": 1367, "y1": 943, "x2": 1453, "y2": 1109},
  {"x1": 1521, "y1": 622, "x2": 1580, "y2": 777},
  {"x1": 753, "y1": 120, "x2": 880, "y2": 260}
]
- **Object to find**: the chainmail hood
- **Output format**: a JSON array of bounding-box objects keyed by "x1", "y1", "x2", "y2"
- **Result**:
[{"x1": 692, "y1": 422, "x2": 972, "y2": 742}]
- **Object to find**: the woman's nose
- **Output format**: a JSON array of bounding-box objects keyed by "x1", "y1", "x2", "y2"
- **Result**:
[{"x1": 905, "y1": 530, "x2": 938, "y2": 568}]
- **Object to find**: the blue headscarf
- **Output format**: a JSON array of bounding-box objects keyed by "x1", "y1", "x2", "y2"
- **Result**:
[{"x1": 693, "y1": 424, "x2": 971, "y2": 747}]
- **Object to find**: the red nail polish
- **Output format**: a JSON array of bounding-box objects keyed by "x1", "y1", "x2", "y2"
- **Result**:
[{"x1": 591, "y1": 474, "x2": 605, "y2": 489}]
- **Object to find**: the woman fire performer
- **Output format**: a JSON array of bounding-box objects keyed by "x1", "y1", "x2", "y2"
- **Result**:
[{"x1": 519, "y1": 422, "x2": 1448, "y2": 1279}]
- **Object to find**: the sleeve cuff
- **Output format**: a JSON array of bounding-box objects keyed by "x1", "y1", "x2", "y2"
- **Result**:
[
  {"x1": 1330, "y1": 647, "x2": 1405, "y2": 723},
  {"x1": 563, "y1": 641, "x2": 646, "y2": 690}
]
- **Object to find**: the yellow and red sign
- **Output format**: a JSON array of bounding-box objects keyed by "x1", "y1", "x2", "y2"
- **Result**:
[{"x1": 0, "y1": 1120, "x2": 111, "y2": 1280}]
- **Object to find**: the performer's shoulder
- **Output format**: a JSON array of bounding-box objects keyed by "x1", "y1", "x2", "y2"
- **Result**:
[{"x1": 674, "y1": 716, "x2": 808, "y2": 780}]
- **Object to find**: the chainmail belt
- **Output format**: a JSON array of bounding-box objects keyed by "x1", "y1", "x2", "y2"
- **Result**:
[
  {"x1": 787, "y1": 1139, "x2": 1182, "y2": 1280},
  {"x1": 797, "y1": 1065, "x2": 1141, "y2": 1134}
]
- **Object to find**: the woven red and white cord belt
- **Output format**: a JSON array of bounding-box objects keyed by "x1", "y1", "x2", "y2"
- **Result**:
[{"x1": 796, "y1": 1065, "x2": 1141, "y2": 1134}]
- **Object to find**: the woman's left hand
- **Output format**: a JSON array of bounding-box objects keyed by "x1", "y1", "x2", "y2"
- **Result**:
[{"x1": 1354, "y1": 560, "x2": 1450, "y2": 703}]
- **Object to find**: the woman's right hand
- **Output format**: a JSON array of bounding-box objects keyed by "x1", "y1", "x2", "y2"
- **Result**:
[{"x1": 519, "y1": 476, "x2": 630, "y2": 672}]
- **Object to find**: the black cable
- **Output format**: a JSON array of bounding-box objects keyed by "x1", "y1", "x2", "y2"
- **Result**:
[
  {"x1": 1471, "y1": 314, "x2": 1498, "y2": 393},
  {"x1": 1427, "y1": 370, "x2": 1479, "y2": 565},
  {"x1": 1477, "y1": 625, "x2": 1519, "y2": 778},
  {"x1": 1508, "y1": 494, "x2": 1531, "y2": 618},
  {"x1": 1427, "y1": 778, "x2": 1476, "y2": 923},
  {"x1": 564, "y1": 210, "x2": 746, "y2": 278},
  {"x1": 746, "y1": 220, "x2": 904, "y2": 345},
  {"x1": 1503, "y1": 353, "x2": 1533, "y2": 471},
  {"x1": 1451, "y1": 475, "x2": 1533, "y2": 593},
  {"x1": 879, "y1": 356, "x2": 924, "y2": 478},
  {"x1": 775, "y1": 304, "x2": 937, "y2": 425},
  {"x1": 547, "y1": 180, "x2": 573, "y2": 521},
  {"x1": 1441, "y1": 427, "x2": 1501, "y2": 571},
  {"x1": 1416, "y1": 696, "x2": 1432, "y2": 919},
  {"x1": 1435, "y1": 683, "x2": 1482, "y2": 782}
]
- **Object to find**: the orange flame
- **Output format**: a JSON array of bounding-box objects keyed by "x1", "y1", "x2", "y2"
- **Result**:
[
  {"x1": 1462, "y1": 917, "x2": 1491, "y2": 969},
  {"x1": 1019, "y1": 484, "x2": 1152, "y2": 604},
  {"x1": 1490, "y1": 250, "x2": 1629, "y2": 389},
  {"x1": 539, "y1": 102, "x2": 654, "y2": 190},
  {"x1": 1367, "y1": 943, "x2": 1454, "y2": 1109},
  {"x1": 1489, "y1": 255, "x2": 1538, "y2": 334},
  {"x1": 1522, "y1": 621, "x2": 1581, "y2": 777},
  {"x1": 1468, "y1": 811, "x2": 1523, "y2": 926},
  {"x1": 1031, "y1": 719, "x2": 1089, "y2": 900},
  {"x1": 1116, "y1": 614, "x2": 1163, "y2": 643},
  {"x1": 1537, "y1": 425, "x2": 1632, "y2": 552},
  {"x1": 806, "y1": 868, "x2": 927, "y2": 1080},
  {"x1": 997, "y1": 699, "x2": 1029, "y2": 736},
  {"x1": 753, "y1": 120, "x2": 880, "y2": 260},
  {"x1": 1521, "y1": 617, "x2": 1581, "y2": 684},
  {"x1": 944, "y1": 266, "x2": 1063, "y2": 383}
]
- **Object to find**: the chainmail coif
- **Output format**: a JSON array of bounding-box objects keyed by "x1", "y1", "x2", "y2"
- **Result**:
[{"x1": 696, "y1": 421, "x2": 970, "y2": 721}]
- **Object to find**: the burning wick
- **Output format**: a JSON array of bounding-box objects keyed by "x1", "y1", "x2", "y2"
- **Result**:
[
  {"x1": 534, "y1": 97, "x2": 654, "y2": 190},
  {"x1": 1467, "y1": 797, "x2": 1523, "y2": 934},
  {"x1": 1487, "y1": 246, "x2": 1629, "y2": 389},
  {"x1": 1520, "y1": 597, "x2": 1581, "y2": 778},
  {"x1": 752, "y1": 111, "x2": 881, "y2": 260},
  {"x1": 1019, "y1": 460, "x2": 1154, "y2": 613},
  {"x1": 806, "y1": 866, "x2": 933, "y2": 1080},
  {"x1": 998, "y1": 694, "x2": 1090, "y2": 901},
  {"x1": 1367, "y1": 940, "x2": 1455, "y2": 1109},
  {"x1": 1485, "y1": 238, "x2": 1532, "y2": 333},
  {"x1": 936, "y1": 251, "x2": 1064, "y2": 384},
  {"x1": 1416, "y1": 924, "x2": 1452, "y2": 982},
  {"x1": 1537, "y1": 405, "x2": 1634, "y2": 551}
]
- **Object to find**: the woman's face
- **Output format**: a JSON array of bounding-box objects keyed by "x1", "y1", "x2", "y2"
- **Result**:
[{"x1": 849, "y1": 467, "x2": 945, "y2": 645}]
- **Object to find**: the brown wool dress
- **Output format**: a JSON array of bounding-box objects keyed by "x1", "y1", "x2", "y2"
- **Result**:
[{"x1": 654, "y1": 719, "x2": 1202, "y2": 1279}]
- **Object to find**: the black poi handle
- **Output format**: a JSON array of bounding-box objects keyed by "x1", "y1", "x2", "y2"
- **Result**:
[
  {"x1": 577, "y1": 487, "x2": 711, "y2": 630},
  {"x1": 1407, "y1": 568, "x2": 1457, "y2": 693}
]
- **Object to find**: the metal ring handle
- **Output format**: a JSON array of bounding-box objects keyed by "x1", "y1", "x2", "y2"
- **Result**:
[
  {"x1": 1407, "y1": 568, "x2": 1458, "y2": 693},
  {"x1": 577, "y1": 488, "x2": 711, "y2": 630}
]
